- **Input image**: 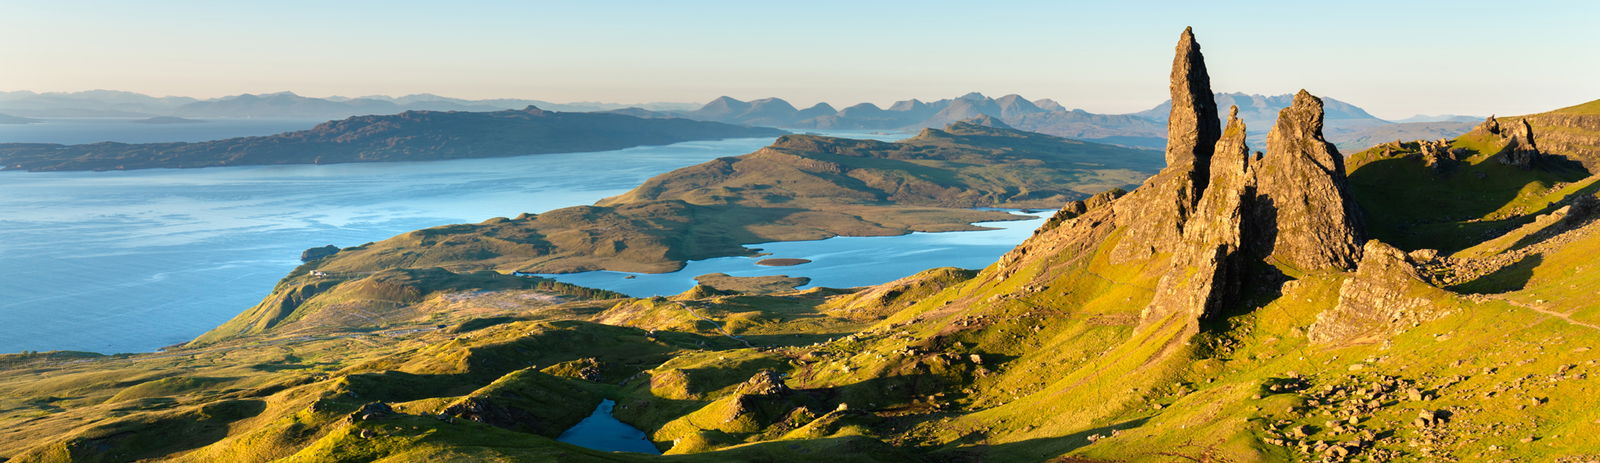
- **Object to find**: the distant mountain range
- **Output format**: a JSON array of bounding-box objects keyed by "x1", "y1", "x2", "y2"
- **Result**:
[
  {"x1": 1, "y1": 89, "x2": 1480, "y2": 152},
  {"x1": 666, "y1": 92, "x2": 1481, "y2": 152},
  {"x1": 0, "y1": 107, "x2": 782, "y2": 171},
  {"x1": 0, "y1": 90, "x2": 699, "y2": 119}
]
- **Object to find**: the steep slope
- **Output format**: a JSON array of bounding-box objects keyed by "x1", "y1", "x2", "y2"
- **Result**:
[{"x1": 0, "y1": 107, "x2": 785, "y2": 171}]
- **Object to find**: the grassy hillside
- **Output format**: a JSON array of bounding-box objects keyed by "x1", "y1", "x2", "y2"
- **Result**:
[{"x1": 1347, "y1": 138, "x2": 1593, "y2": 253}]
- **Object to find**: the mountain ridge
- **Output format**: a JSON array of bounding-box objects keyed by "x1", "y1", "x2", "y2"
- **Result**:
[{"x1": 0, "y1": 107, "x2": 785, "y2": 171}]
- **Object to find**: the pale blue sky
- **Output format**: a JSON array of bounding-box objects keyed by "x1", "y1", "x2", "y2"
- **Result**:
[{"x1": 1, "y1": 0, "x2": 1596, "y2": 119}]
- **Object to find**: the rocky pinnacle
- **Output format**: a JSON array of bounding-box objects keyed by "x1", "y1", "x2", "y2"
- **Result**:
[
  {"x1": 1251, "y1": 90, "x2": 1364, "y2": 271},
  {"x1": 1166, "y1": 26, "x2": 1222, "y2": 178},
  {"x1": 1142, "y1": 106, "x2": 1254, "y2": 325},
  {"x1": 1110, "y1": 27, "x2": 1221, "y2": 263}
]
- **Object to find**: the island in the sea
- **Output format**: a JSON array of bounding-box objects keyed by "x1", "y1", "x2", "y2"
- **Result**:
[
  {"x1": 0, "y1": 106, "x2": 785, "y2": 171},
  {"x1": 130, "y1": 116, "x2": 205, "y2": 124},
  {"x1": 0, "y1": 113, "x2": 41, "y2": 124}
]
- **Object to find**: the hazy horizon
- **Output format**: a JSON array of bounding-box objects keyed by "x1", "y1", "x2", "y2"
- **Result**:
[{"x1": 4, "y1": 0, "x2": 1598, "y2": 120}]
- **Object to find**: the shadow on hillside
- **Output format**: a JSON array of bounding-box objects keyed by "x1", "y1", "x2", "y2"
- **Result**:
[
  {"x1": 933, "y1": 417, "x2": 1151, "y2": 461},
  {"x1": 1448, "y1": 254, "x2": 1542, "y2": 295},
  {"x1": 1348, "y1": 152, "x2": 1591, "y2": 253}
]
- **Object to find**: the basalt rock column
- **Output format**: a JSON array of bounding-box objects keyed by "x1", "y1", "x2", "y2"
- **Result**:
[
  {"x1": 1251, "y1": 90, "x2": 1364, "y2": 271},
  {"x1": 1142, "y1": 106, "x2": 1254, "y2": 325},
  {"x1": 1111, "y1": 27, "x2": 1222, "y2": 263},
  {"x1": 1165, "y1": 27, "x2": 1223, "y2": 179}
]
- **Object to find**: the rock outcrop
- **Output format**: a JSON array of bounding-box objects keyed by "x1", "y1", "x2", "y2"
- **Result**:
[
  {"x1": 300, "y1": 244, "x2": 340, "y2": 263},
  {"x1": 1250, "y1": 90, "x2": 1364, "y2": 271},
  {"x1": 1111, "y1": 27, "x2": 1221, "y2": 263},
  {"x1": 1478, "y1": 115, "x2": 1541, "y2": 168},
  {"x1": 1308, "y1": 240, "x2": 1447, "y2": 344},
  {"x1": 1142, "y1": 106, "x2": 1255, "y2": 324}
]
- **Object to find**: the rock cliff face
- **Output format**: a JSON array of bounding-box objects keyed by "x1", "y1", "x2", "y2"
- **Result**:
[
  {"x1": 1251, "y1": 90, "x2": 1365, "y2": 271},
  {"x1": 1163, "y1": 27, "x2": 1223, "y2": 174},
  {"x1": 1142, "y1": 107, "x2": 1254, "y2": 324},
  {"x1": 1308, "y1": 240, "x2": 1447, "y2": 344},
  {"x1": 1111, "y1": 27, "x2": 1221, "y2": 263},
  {"x1": 1115, "y1": 33, "x2": 1367, "y2": 329}
]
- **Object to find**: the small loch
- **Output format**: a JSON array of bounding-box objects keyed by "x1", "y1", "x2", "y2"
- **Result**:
[{"x1": 557, "y1": 399, "x2": 661, "y2": 454}]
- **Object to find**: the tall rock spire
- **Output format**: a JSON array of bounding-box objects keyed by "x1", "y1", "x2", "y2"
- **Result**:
[
  {"x1": 1110, "y1": 27, "x2": 1222, "y2": 263},
  {"x1": 1166, "y1": 26, "x2": 1222, "y2": 177},
  {"x1": 1142, "y1": 106, "x2": 1254, "y2": 325},
  {"x1": 1251, "y1": 90, "x2": 1364, "y2": 271}
]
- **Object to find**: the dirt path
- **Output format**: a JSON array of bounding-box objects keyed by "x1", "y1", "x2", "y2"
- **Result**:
[
  {"x1": 1494, "y1": 296, "x2": 1600, "y2": 332},
  {"x1": 676, "y1": 302, "x2": 755, "y2": 348}
]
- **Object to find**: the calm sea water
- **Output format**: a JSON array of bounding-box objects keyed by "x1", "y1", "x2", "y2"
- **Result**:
[
  {"x1": 0, "y1": 122, "x2": 1036, "y2": 354},
  {"x1": 540, "y1": 213, "x2": 1043, "y2": 297}
]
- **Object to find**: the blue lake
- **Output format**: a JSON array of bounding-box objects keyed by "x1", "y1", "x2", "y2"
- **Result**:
[
  {"x1": 557, "y1": 399, "x2": 661, "y2": 454},
  {"x1": 0, "y1": 124, "x2": 1043, "y2": 354}
]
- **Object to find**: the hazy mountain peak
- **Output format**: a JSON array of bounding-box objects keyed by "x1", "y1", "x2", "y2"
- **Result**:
[{"x1": 1032, "y1": 98, "x2": 1066, "y2": 112}]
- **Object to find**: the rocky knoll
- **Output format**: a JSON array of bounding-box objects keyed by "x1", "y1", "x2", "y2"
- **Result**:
[
  {"x1": 1307, "y1": 240, "x2": 1449, "y2": 344},
  {"x1": 1492, "y1": 99, "x2": 1600, "y2": 169},
  {"x1": 1475, "y1": 115, "x2": 1542, "y2": 168}
]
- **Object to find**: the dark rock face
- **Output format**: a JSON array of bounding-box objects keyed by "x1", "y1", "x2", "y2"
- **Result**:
[
  {"x1": 1111, "y1": 27, "x2": 1221, "y2": 263},
  {"x1": 1124, "y1": 32, "x2": 1366, "y2": 330},
  {"x1": 1251, "y1": 90, "x2": 1364, "y2": 271},
  {"x1": 1164, "y1": 27, "x2": 1223, "y2": 175},
  {"x1": 1479, "y1": 115, "x2": 1542, "y2": 168},
  {"x1": 1143, "y1": 107, "x2": 1255, "y2": 324},
  {"x1": 1308, "y1": 240, "x2": 1447, "y2": 344},
  {"x1": 300, "y1": 245, "x2": 340, "y2": 263}
]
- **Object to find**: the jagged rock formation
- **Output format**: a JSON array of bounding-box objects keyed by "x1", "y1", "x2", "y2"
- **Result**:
[
  {"x1": 1307, "y1": 240, "x2": 1447, "y2": 344},
  {"x1": 1035, "y1": 188, "x2": 1125, "y2": 235},
  {"x1": 1142, "y1": 107, "x2": 1254, "y2": 324},
  {"x1": 1477, "y1": 115, "x2": 1542, "y2": 168},
  {"x1": 1251, "y1": 90, "x2": 1365, "y2": 271},
  {"x1": 1111, "y1": 27, "x2": 1221, "y2": 263},
  {"x1": 1162, "y1": 28, "x2": 1223, "y2": 173}
]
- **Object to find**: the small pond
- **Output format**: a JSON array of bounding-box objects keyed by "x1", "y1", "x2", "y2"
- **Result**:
[{"x1": 557, "y1": 399, "x2": 661, "y2": 454}]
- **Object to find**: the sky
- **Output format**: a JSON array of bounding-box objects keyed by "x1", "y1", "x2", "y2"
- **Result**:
[{"x1": 1, "y1": 0, "x2": 1597, "y2": 119}]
